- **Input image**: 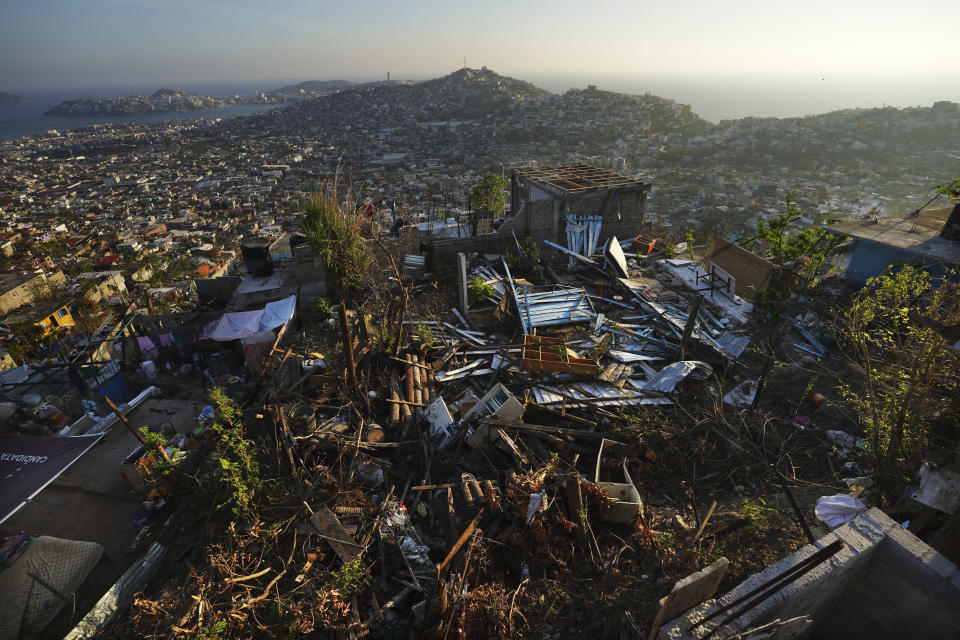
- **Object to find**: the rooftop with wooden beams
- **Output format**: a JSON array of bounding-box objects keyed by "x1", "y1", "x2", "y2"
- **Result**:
[{"x1": 512, "y1": 163, "x2": 645, "y2": 193}]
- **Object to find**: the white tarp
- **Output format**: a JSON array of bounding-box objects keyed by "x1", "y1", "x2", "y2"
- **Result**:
[
  {"x1": 260, "y1": 295, "x2": 296, "y2": 331},
  {"x1": 205, "y1": 309, "x2": 264, "y2": 341},
  {"x1": 203, "y1": 295, "x2": 296, "y2": 342},
  {"x1": 815, "y1": 495, "x2": 867, "y2": 529}
]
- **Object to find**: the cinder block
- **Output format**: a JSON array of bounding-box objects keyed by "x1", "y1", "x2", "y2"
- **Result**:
[{"x1": 658, "y1": 507, "x2": 960, "y2": 640}]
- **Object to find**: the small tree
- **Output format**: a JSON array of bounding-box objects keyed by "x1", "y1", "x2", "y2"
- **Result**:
[
  {"x1": 835, "y1": 266, "x2": 960, "y2": 498},
  {"x1": 469, "y1": 173, "x2": 508, "y2": 217},
  {"x1": 748, "y1": 193, "x2": 844, "y2": 297}
]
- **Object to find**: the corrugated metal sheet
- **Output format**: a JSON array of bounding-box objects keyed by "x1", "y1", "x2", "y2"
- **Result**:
[
  {"x1": 628, "y1": 360, "x2": 712, "y2": 393},
  {"x1": 531, "y1": 382, "x2": 672, "y2": 408},
  {"x1": 565, "y1": 215, "x2": 603, "y2": 265}
]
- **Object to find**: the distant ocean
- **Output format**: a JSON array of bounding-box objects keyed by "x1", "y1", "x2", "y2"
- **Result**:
[
  {"x1": 521, "y1": 72, "x2": 960, "y2": 122},
  {"x1": 2, "y1": 74, "x2": 959, "y2": 141},
  {"x1": 0, "y1": 82, "x2": 285, "y2": 142}
]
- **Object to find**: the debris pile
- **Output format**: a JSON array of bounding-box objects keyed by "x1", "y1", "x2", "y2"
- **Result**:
[{"x1": 95, "y1": 225, "x2": 959, "y2": 640}]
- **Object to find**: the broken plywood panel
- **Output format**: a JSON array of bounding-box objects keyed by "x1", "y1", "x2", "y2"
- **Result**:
[
  {"x1": 649, "y1": 557, "x2": 729, "y2": 640},
  {"x1": 310, "y1": 507, "x2": 358, "y2": 563}
]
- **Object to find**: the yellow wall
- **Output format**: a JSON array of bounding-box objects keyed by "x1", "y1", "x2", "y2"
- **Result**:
[{"x1": 36, "y1": 304, "x2": 75, "y2": 336}]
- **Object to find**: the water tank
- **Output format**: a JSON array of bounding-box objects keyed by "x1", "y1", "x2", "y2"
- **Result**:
[{"x1": 240, "y1": 236, "x2": 274, "y2": 277}]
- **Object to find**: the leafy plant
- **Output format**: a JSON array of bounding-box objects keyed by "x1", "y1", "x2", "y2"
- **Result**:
[
  {"x1": 834, "y1": 266, "x2": 960, "y2": 496},
  {"x1": 332, "y1": 555, "x2": 368, "y2": 598},
  {"x1": 741, "y1": 498, "x2": 775, "y2": 536},
  {"x1": 467, "y1": 275, "x2": 496, "y2": 306},
  {"x1": 615, "y1": 407, "x2": 664, "y2": 437},
  {"x1": 413, "y1": 320, "x2": 435, "y2": 347},
  {"x1": 934, "y1": 177, "x2": 960, "y2": 199},
  {"x1": 198, "y1": 619, "x2": 227, "y2": 639},
  {"x1": 315, "y1": 297, "x2": 332, "y2": 316},
  {"x1": 207, "y1": 387, "x2": 261, "y2": 517},
  {"x1": 469, "y1": 173, "x2": 508, "y2": 216},
  {"x1": 746, "y1": 193, "x2": 845, "y2": 296},
  {"x1": 592, "y1": 334, "x2": 613, "y2": 361},
  {"x1": 139, "y1": 426, "x2": 167, "y2": 449},
  {"x1": 509, "y1": 236, "x2": 543, "y2": 280},
  {"x1": 703, "y1": 545, "x2": 726, "y2": 564},
  {"x1": 139, "y1": 426, "x2": 176, "y2": 477},
  {"x1": 685, "y1": 230, "x2": 697, "y2": 261},
  {"x1": 651, "y1": 530, "x2": 681, "y2": 552},
  {"x1": 301, "y1": 191, "x2": 372, "y2": 302}
]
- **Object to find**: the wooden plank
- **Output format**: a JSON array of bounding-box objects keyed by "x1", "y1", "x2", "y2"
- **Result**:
[
  {"x1": 438, "y1": 510, "x2": 483, "y2": 573},
  {"x1": 310, "y1": 507, "x2": 358, "y2": 563}
]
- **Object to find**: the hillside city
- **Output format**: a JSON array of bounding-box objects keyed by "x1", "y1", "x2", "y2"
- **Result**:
[
  {"x1": 0, "y1": 68, "x2": 956, "y2": 354},
  {"x1": 1, "y1": 65, "x2": 960, "y2": 640}
]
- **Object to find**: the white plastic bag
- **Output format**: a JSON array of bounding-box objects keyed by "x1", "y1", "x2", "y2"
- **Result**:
[
  {"x1": 815, "y1": 494, "x2": 867, "y2": 529},
  {"x1": 526, "y1": 492, "x2": 544, "y2": 525}
]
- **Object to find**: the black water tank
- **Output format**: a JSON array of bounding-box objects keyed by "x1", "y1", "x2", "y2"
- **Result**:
[{"x1": 240, "y1": 236, "x2": 274, "y2": 277}]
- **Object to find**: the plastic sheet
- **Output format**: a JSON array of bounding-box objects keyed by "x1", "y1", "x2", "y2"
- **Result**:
[{"x1": 815, "y1": 494, "x2": 867, "y2": 528}]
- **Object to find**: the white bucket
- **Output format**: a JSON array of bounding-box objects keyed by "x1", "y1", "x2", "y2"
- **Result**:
[{"x1": 142, "y1": 360, "x2": 158, "y2": 380}]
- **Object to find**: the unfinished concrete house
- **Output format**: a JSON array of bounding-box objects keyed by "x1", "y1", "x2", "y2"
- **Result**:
[
  {"x1": 658, "y1": 508, "x2": 960, "y2": 640},
  {"x1": 430, "y1": 164, "x2": 649, "y2": 276}
]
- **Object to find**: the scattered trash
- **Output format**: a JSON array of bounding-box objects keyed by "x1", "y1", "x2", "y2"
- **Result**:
[
  {"x1": 910, "y1": 463, "x2": 960, "y2": 515},
  {"x1": 815, "y1": 495, "x2": 868, "y2": 528},
  {"x1": 723, "y1": 379, "x2": 758, "y2": 408}
]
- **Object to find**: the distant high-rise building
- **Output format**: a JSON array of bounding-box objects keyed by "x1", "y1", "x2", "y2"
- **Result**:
[{"x1": 387, "y1": 72, "x2": 390, "y2": 81}]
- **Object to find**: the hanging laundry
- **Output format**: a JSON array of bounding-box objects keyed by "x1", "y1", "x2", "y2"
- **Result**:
[{"x1": 137, "y1": 336, "x2": 157, "y2": 354}]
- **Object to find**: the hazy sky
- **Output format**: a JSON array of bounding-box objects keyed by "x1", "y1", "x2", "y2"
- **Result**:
[{"x1": 2, "y1": 0, "x2": 959, "y2": 90}]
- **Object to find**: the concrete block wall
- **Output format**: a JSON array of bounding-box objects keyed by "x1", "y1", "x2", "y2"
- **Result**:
[
  {"x1": 659, "y1": 508, "x2": 960, "y2": 640},
  {"x1": 515, "y1": 188, "x2": 647, "y2": 246},
  {"x1": 431, "y1": 188, "x2": 647, "y2": 279},
  {"x1": 708, "y1": 237, "x2": 779, "y2": 300}
]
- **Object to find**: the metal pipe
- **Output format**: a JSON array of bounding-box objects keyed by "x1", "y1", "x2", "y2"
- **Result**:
[{"x1": 691, "y1": 539, "x2": 843, "y2": 637}]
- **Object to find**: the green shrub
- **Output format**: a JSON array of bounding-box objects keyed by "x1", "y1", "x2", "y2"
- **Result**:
[
  {"x1": 467, "y1": 275, "x2": 496, "y2": 306},
  {"x1": 315, "y1": 297, "x2": 332, "y2": 315},
  {"x1": 301, "y1": 192, "x2": 371, "y2": 302},
  {"x1": 332, "y1": 555, "x2": 368, "y2": 598},
  {"x1": 207, "y1": 387, "x2": 261, "y2": 517},
  {"x1": 741, "y1": 497, "x2": 775, "y2": 536}
]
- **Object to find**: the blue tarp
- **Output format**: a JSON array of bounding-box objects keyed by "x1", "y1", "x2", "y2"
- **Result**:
[{"x1": 94, "y1": 373, "x2": 132, "y2": 404}]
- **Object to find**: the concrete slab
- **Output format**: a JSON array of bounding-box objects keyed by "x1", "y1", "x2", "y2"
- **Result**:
[{"x1": 659, "y1": 508, "x2": 960, "y2": 640}]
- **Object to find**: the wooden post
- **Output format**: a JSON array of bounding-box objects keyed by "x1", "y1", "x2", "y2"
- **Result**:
[
  {"x1": 119, "y1": 318, "x2": 127, "y2": 371},
  {"x1": 338, "y1": 301, "x2": 356, "y2": 387},
  {"x1": 678, "y1": 294, "x2": 704, "y2": 361},
  {"x1": 104, "y1": 395, "x2": 171, "y2": 463},
  {"x1": 457, "y1": 252, "x2": 468, "y2": 315},
  {"x1": 194, "y1": 325, "x2": 208, "y2": 394},
  {"x1": 751, "y1": 355, "x2": 774, "y2": 412}
]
